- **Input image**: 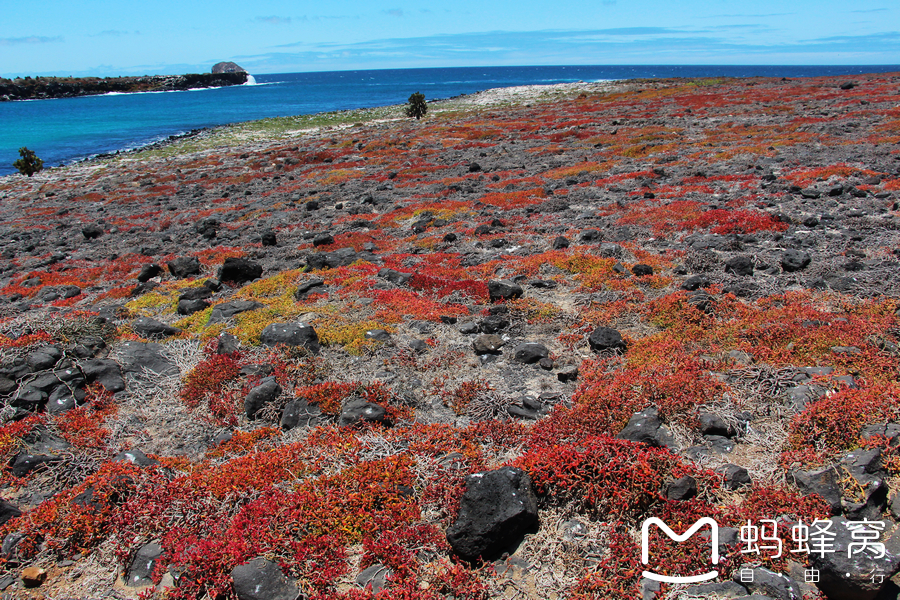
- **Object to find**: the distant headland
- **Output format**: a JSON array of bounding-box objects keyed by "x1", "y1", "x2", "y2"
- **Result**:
[{"x1": 0, "y1": 63, "x2": 249, "y2": 101}]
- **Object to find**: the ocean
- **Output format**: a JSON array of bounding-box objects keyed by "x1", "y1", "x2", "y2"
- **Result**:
[{"x1": 1, "y1": 64, "x2": 897, "y2": 177}]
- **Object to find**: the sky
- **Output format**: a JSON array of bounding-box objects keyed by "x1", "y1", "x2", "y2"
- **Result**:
[{"x1": 1, "y1": 1, "x2": 899, "y2": 77}]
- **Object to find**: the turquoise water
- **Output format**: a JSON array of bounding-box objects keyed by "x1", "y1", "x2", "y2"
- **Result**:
[{"x1": 1, "y1": 65, "x2": 897, "y2": 176}]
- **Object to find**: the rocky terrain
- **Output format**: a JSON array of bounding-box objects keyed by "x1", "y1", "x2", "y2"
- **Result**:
[
  {"x1": 0, "y1": 72, "x2": 248, "y2": 102},
  {"x1": 0, "y1": 73, "x2": 897, "y2": 600}
]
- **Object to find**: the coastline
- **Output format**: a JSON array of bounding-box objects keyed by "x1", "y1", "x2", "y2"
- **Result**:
[
  {"x1": 0, "y1": 72, "x2": 248, "y2": 102},
  {"x1": 75, "y1": 80, "x2": 618, "y2": 168}
]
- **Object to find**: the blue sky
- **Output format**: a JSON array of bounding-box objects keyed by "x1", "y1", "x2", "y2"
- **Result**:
[{"x1": 2, "y1": 1, "x2": 899, "y2": 77}]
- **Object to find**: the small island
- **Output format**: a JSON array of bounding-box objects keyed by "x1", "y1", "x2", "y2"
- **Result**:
[{"x1": 0, "y1": 63, "x2": 249, "y2": 101}]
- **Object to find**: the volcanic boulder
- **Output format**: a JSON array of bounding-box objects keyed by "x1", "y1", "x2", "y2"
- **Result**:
[
  {"x1": 259, "y1": 323, "x2": 320, "y2": 354},
  {"x1": 588, "y1": 326, "x2": 627, "y2": 354},
  {"x1": 231, "y1": 557, "x2": 299, "y2": 600},
  {"x1": 218, "y1": 257, "x2": 263, "y2": 285},
  {"x1": 446, "y1": 466, "x2": 539, "y2": 561}
]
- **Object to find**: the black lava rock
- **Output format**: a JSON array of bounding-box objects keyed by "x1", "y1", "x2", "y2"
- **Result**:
[
  {"x1": 781, "y1": 250, "x2": 811, "y2": 273},
  {"x1": 719, "y1": 464, "x2": 752, "y2": 490},
  {"x1": 724, "y1": 255, "x2": 754, "y2": 276},
  {"x1": 487, "y1": 280, "x2": 523, "y2": 302},
  {"x1": 231, "y1": 557, "x2": 299, "y2": 600},
  {"x1": 340, "y1": 398, "x2": 388, "y2": 427},
  {"x1": 136, "y1": 264, "x2": 162, "y2": 282},
  {"x1": 245, "y1": 377, "x2": 282, "y2": 420},
  {"x1": 587, "y1": 326, "x2": 627, "y2": 354},
  {"x1": 208, "y1": 300, "x2": 264, "y2": 324},
  {"x1": 259, "y1": 323, "x2": 320, "y2": 353},
  {"x1": 124, "y1": 542, "x2": 164, "y2": 587},
  {"x1": 218, "y1": 257, "x2": 263, "y2": 285},
  {"x1": 131, "y1": 317, "x2": 182, "y2": 339},
  {"x1": 446, "y1": 466, "x2": 539, "y2": 561},
  {"x1": 551, "y1": 236, "x2": 570, "y2": 249},
  {"x1": 167, "y1": 256, "x2": 202, "y2": 279},
  {"x1": 616, "y1": 406, "x2": 674, "y2": 448},
  {"x1": 512, "y1": 343, "x2": 549, "y2": 364},
  {"x1": 312, "y1": 233, "x2": 334, "y2": 247},
  {"x1": 261, "y1": 229, "x2": 277, "y2": 246},
  {"x1": 810, "y1": 516, "x2": 900, "y2": 600},
  {"x1": 81, "y1": 223, "x2": 104, "y2": 239},
  {"x1": 666, "y1": 476, "x2": 698, "y2": 500}
]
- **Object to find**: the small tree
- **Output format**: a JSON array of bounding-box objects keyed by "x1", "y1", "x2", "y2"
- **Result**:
[
  {"x1": 405, "y1": 92, "x2": 427, "y2": 120},
  {"x1": 13, "y1": 147, "x2": 43, "y2": 177}
]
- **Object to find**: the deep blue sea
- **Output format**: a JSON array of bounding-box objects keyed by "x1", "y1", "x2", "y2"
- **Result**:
[{"x1": 1, "y1": 64, "x2": 898, "y2": 177}]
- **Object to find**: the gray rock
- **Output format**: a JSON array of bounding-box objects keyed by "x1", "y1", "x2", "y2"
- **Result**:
[
  {"x1": 551, "y1": 236, "x2": 570, "y2": 249},
  {"x1": 666, "y1": 475, "x2": 698, "y2": 500},
  {"x1": 781, "y1": 250, "x2": 811, "y2": 273},
  {"x1": 117, "y1": 342, "x2": 179, "y2": 378},
  {"x1": 259, "y1": 323, "x2": 320, "y2": 353},
  {"x1": 216, "y1": 333, "x2": 240, "y2": 355},
  {"x1": 280, "y1": 400, "x2": 320, "y2": 430},
  {"x1": 479, "y1": 315, "x2": 509, "y2": 334},
  {"x1": 378, "y1": 268, "x2": 411, "y2": 285},
  {"x1": 293, "y1": 279, "x2": 325, "y2": 300},
  {"x1": 616, "y1": 407, "x2": 675, "y2": 448},
  {"x1": 0, "y1": 501, "x2": 21, "y2": 527},
  {"x1": 340, "y1": 398, "x2": 388, "y2": 427},
  {"x1": 684, "y1": 581, "x2": 749, "y2": 598},
  {"x1": 114, "y1": 448, "x2": 160, "y2": 468},
  {"x1": 446, "y1": 466, "x2": 539, "y2": 561},
  {"x1": 177, "y1": 298, "x2": 209, "y2": 315},
  {"x1": 356, "y1": 564, "x2": 393, "y2": 593},
  {"x1": 364, "y1": 329, "x2": 392, "y2": 343},
  {"x1": 245, "y1": 377, "x2": 282, "y2": 420},
  {"x1": 167, "y1": 256, "x2": 202, "y2": 279},
  {"x1": 473, "y1": 334, "x2": 504, "y2": 354},
  {"x1": 131, "y1": 317, "x2": 181, "y2": 339},
  {"x1": 194, "y1": 218, "x2": 219, "y2": 240},
  {"x1": 231, "y1": 557, "x2": 299, "y2": 600},
  {"x1": 306, "y1": 247, "x2": 372, "y2": 270},
  {"x1": 38, "y1": 285, "x2": 81, "y2": 301},
  {"x1": 487, "y1": 280, "x2": 523, "y2": 302},
  {"x1": 682, "y1": 274, "x2": 711, "y2": 291},
  {"x1": 10, "y1": 453, "x2": 61, "y2": 477},
  {"x1": 557, "y1": 365, "x2": 579, "y2": 383},
  {"x1": 81, "y1": 223, "x2": 104, "y2": 239},
  {"x1": 137, "y1": 264, "x2": 162, "y2": 282},
  {"x1": 720, "y1": 464, "x2": 752, "y2": 490},
  {"x1": 786, "y1": 385, "x2": 824, "y2": 410},
  {"x1": 79, "y1": 358, "x2": 126, "y2": 392},
  {"x1": 698, "y1": 411, "x2": 735, "y2": 437},
  {"x1": 26, "y1": 346, "x2": 62, "y2": 371},
  {"x1": 312, "y1": 233, "x2": 334, "y2": 247},
  {"x1": 125, "y1": 542, "x2": 164, "y2": 587},
  {"x1": 459, "y1": 322, "x2": 479, "y2": 335},
  {"x1": 861, "y1": 423, "x2": 900, "y2": 446},
  {"x1": 725, "y1": 256, "x2": 754, "y2": 276},
  {"x1": 208, "y1": 300, "x2": 264, "y2": 324},
  {"x1": 512, "y1": 343, "x2": 549, "y2": 364},
  {"x1": 810, "y1": 517, "x2": 900, "y2": 600},
  {"x1": 791, "y1": 467, "x2": 842, "y2": 514}
]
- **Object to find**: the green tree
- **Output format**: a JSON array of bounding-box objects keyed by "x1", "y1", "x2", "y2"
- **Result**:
[
  {"x1": 13, "y1": 147, "x2": 43, "y2": 177},
  {"x1": 405, "y1": 91, "x2": 427, "y2": 120}
]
